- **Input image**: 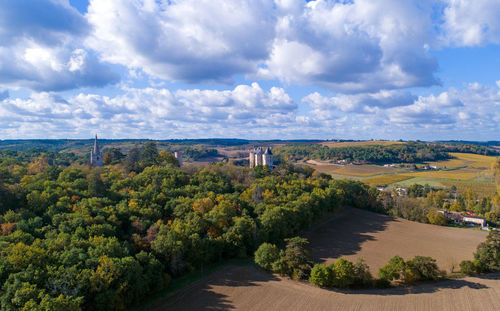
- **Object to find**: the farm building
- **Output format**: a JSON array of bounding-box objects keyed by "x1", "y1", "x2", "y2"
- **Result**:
[{"x1": 439, "y1": 211, "x2": 487, "y2": 228}]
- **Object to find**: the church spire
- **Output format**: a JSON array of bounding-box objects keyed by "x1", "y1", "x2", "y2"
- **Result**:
[{"x1": 90, "y1": 134, "x2": 103, "y2": 167}]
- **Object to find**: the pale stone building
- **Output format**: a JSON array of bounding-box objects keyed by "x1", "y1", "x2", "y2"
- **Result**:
[{"x1": 249, "y1": 147, "x2": 273, "y2": 169}]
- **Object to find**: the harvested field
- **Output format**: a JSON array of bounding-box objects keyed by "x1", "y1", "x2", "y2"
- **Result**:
[
  {"x1": 150, "y1": 208, "x2": 494, "y2": 311},
  {"x1": 403, "y1": 168, "x2": 482, "y2": 181},
  {"x1": 150, "y1": 265, "x2": 500, "y2": 311},
  {"x1": 362, "y1": 174, "x2": 413, "y2": 187},
  {"x1": 320, "y1": 140, "x2": 404, "y2": 148},
  {"x1": 449, "y1": 153, "x2": 497, "y2": 169},
  {"x1": 330, "y1": 164, "x2": 403, "y2": 177},
  {"x1": 304, "y1": 160, "x2": 341, "y2": 173},
  {"x1": 306, "y1": 208, "x2": 487, "y2": 274},
  {"x1": 428, "y1": 158, "x2": 468, "y2": 169}
]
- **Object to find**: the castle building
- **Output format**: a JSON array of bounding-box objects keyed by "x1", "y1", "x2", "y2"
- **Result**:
[
  {"x1": 90, "y1": 134, "x2": 103, "y2": 167},
  {"x1": 249, "y1": 147, "x2": 273, "y2": 169}
]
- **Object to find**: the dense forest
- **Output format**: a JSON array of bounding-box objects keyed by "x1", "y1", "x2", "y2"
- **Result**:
[
  {"x1": 275, "y1": 141, "x2": 500, "y2": 164},
  {"x1": 0, "y1": 145, "x2": 378, "y2": 310},
  {"x1": 275, "y1": 141, "x2": 451, "y2": 163}
]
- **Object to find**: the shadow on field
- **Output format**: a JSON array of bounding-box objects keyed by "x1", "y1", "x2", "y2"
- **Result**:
[
  {"x1": 306, "y1": 207, "x2": 392, "y2": 262},
  {"x1": 334, "y1": 277, "x2": 490, "y2": 296},
  {"x1": 150, "y1": 266, "x2": 279, "y2": 311}
]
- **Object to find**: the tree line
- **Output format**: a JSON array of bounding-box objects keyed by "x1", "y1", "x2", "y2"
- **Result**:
[
  {"x1": 254, "y1": 230, "x2": 499, "y2": 289},
  {"x1": 275, "y1": 141, "x2": 452, "y2": 164}
]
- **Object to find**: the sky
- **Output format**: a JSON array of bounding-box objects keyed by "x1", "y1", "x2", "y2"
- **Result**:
[{"x1": 0, "y1": 0, "x2": 499, "y2": 141}]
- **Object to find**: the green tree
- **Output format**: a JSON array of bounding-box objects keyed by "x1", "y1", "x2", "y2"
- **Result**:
[
  {"x1": 378, "y1": 255, "x2": 406, "y2": 283},
  {"x1": 459, "y1": 260, "x2": 476, "y2": 275},
  {"x1": 332, "y1": 258, "x2": 355, "y2": 288},
  {"x1": 427, "y1": 209, "x2": 447, "y2": 225},
  {"x1": 352, "y1": 258, "x2": 372, "y2": 287},
  {"x1": 309, "y1": 263, "x2": 334, "y2": 287},
  {"x1": 254, "y1": 243, "x2": 280, "y2": 271},
  {"x1": 283, "y1": 237, "x2": 313, "y2": 280}
]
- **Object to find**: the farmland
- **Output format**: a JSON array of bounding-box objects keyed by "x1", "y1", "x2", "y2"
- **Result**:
[
  {"x1": 148, "y1": 265, "x2": 499, "y2": 311},
  {"x1": 306, "y1": 208, "x2": 486, "y2": 273},
  {"x1": 330, "y1": 164, "x2": 403, "y2": 177},
  {"x1": 303, "y1": 152, "x2": 498, "y2": 195},
  {"x1": 402, "y1": 168, "x2": 482, "y2": 181},
  {"x1": 362, "y1": 174, "x2": 413, "y2": 187},
  {"x1": 149, "y1": 208, "x2": 495, "y2": 311}
]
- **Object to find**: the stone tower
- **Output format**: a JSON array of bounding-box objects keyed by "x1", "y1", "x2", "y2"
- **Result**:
[
  {"x1": 249, "y1": 149, "x2": 256, "y2": 168},
  {"x1": 90, "y1": 134, "x2": 103, "y2": 167},
  {"x1": 263, "y1": 147, "x2": 273, "y2": 167},
  {"x1": 174, "y1": 151, "x2": 183, "y2": 167},
  {"x1": 255, "y1": 147, "x2": 263, "y2": 166}
]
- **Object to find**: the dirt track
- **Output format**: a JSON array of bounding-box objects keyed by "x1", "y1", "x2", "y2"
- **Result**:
[
  {"x1": 306, "y1": 208, "x2": 487, "y2": 273},
  {"x1": 150, "y1": 265, "x2": 500, "y2": 311}
]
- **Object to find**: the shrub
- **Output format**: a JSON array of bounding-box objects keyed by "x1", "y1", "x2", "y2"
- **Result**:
[
  {"x1": 332, "y1": 258, "x2": 355, "y2": 288},
  {"x1": 309, "y1": 263, "x2": 334, "y2": 287},
  {"x1": 378, "y1": 255, "x2": 406, "y2": 283},
  {"x1": 283, "y1": 237, "x2": 313, "y2": 280},
  {"x1": 459, "y1": 260, "x2": 476, "y2": 275},
  {"x1": 254, "y1": 243, "x2": 280, "y2": 271},
  {"x1": 405, "y1": 256, "x2": 441, "y2": 282},
  {"x1": 352, "y1": 258, "x2": 373, "y2": 287}
]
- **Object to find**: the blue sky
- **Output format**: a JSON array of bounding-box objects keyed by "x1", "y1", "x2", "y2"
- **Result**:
[{"x1": 0, "y1": 0, "x2": 499, "y2": 140}]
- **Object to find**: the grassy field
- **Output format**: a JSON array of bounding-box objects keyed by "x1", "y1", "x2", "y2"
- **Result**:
[
  {"x1": 403, "y1": 168, "x2": 482, "y2": 181},
  {"x1": 362, "y1": 174, "x2": 413, "y2": 187},
  {"x1": 320, "y1": 140, "x2": 404, "y2": 148},
  {"x1": 150, "y1": 208, "x2": 495, "y2": 311},
  {"x1": 330, "y1": 164, "x2": 403, "y2": 177}
]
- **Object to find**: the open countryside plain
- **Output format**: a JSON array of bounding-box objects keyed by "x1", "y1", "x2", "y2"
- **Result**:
[{"x1": 149, "y1": 208, "x2": 495, "y2": 311}]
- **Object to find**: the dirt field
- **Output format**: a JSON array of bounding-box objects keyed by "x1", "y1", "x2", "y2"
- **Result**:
[
  {"x1": 306, "y1": 208, "x2": 487, "y2": 273},
  {"x1": 304, "y1": 160, "x2": 342, "y2": 173},
  {"x1": 150, "y1": 265, "x2": 500, "y2": 311}
]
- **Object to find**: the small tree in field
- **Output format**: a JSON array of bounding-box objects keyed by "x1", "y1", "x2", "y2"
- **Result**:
[
  {"x1": 332, "y1": 258, "x2": 355, "y2": 288},
  {"x1": 378, "y1": 255, "x2": 406, "y2": 283},
  {"x1": 406, "y1": 256, "x2": 441, "y2": 282},
  {"x1": 254, "y1": 243, "x2": 279, "y2": 271},
  {"x1": 352, "y1": 258, "x2": 373, "y2": 287},
  {"x1": 309, "y1": 264, "x2": 334, "y2": 287},
  {"x1": 459, "y1": 260, "x2": 476, "y2": 275}
]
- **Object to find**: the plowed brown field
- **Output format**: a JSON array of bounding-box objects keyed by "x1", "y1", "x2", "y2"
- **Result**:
[
  {"x1": 150, "y1": 265, "x2": 500, "y2": 311},
  {"x1": 306, "y1": 208, "x2": 487, "y2": 273},
  {"x1": 149, "y1": 208, "x2": 495, "y2": 311}
]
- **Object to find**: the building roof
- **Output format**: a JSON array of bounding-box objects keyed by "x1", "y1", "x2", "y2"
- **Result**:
[{"x1": 264, "y1": 147, "x2": 272, "y2": 155}]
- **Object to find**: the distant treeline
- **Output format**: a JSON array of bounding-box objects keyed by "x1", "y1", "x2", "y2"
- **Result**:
[{"x1": 275, "y1": 142, "x2": 456, "y2": 163}]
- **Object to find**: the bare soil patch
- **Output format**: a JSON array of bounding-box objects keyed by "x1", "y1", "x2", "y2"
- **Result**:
[
  {"x1": 150, "y1": 265, "x2": 500, "y2": 311},
  {"x1": 306, "y1": 208, "x2": 487, "y2": 273}
]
